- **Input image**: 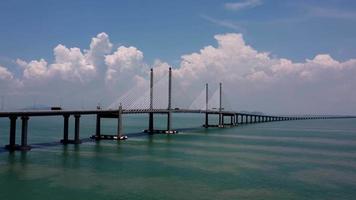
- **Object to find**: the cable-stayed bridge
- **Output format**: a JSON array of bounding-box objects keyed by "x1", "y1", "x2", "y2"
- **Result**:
[{"x1": 0, "y1": 68, "x2": 355, "y2": 152}]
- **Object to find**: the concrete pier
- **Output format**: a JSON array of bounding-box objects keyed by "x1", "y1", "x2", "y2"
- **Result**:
[
  {"x1": 117, "y1": 106, "x2": 123, "y2": 138},
  {"x1": 91, "y1": 106, "x2": 127, "y2": 141},
  {"x1": 19, "y1": 116, "x2": 31, "y2": 151},
  {"x1": 61, "y1": 114, "x2": 70, "y2": 144},
  {"x1": 5, "y1": 116, "x2": 17, "y2": 151},
  {"x1": 96, "y1": 114, "x2": 101, "y2": 138},
  {"x1": 167, "y1": 111, "x2": 171, "y2": 131},
  {"x1": 74, "y1": 114, "x2": 81, "y2": 144}
]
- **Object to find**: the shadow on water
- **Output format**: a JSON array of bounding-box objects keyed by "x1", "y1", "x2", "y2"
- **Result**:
[{"x1": 0, "y1": 126, "x2": 204, "y2": 154}]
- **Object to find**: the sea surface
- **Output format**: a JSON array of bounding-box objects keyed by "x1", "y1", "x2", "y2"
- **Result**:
[{"x1": 0, "y1": 114, "x2": 356, "y2": 200}]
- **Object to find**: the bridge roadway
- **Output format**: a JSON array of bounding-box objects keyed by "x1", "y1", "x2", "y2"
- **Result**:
[
  {"x1": 0, "y1": 108, "x2": 355, "y2": 152},
  {"x1": 0, "y1": 108, "x2": 237, "y2": 117},
  {"x1": 1, "y1": 108, "x2": 354, "y2": 117}
]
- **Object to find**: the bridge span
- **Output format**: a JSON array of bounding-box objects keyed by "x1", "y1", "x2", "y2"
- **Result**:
[{"x1": 1, "y1": 68, "x2": 355, "y2": 151}]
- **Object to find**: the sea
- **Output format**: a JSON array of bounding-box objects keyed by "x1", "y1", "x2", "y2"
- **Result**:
[{"x1": 0, "y1": 114, "x2": 355, "y2": 200}]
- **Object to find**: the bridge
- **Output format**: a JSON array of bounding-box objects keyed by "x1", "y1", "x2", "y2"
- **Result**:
[{"x1": 0, "y1": 68, "x2": 355, "y2": 151}]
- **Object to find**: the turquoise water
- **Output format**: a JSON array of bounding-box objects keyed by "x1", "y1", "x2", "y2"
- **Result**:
[{"x1": 0, "y1": 114, "x2": 356, "y2": 200}]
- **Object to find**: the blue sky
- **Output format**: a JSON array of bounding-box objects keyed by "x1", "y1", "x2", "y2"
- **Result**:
[{"x1": 1, "y1": 0, "x2": 356, "y2": 70}]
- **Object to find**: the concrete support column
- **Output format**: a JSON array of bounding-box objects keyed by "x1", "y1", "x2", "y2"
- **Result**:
[
  {"x1": 20, "y1": 116, "x2": 30, "y2": 150},
  {"x1": 96, "y1": 114, "x2": 101, "y2": 137},
  {"x1": 205, "y1": 113, "x2": 209, "y2": 128},
  {"x1": 230, "y1": 115, "x2": 233, "y2": 125},
  {"x1": 74, "y1": 114, "x2": 81, "y2": 144},
  {"x1": 148, "y1": 113, "x2": 154, "y2": 134},
  {"x1": 117, "y1": 106, "x2": 123, "y2": 137},
  {"x1": 218, "y1": 113, "x2": 222, "y2": 126},
  {"x1": 167, "y1": 111, "x2": 171, "y2": 131},
  {"x1": 62, "y1": 114, "x2": 70, "y2": 143},
  {"x1": 6, "y1": 116, "x2": 18, "y2": 150}
]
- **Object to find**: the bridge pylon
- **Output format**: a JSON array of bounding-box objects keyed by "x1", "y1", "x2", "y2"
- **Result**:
[{"x1": 144, "y1": 67, "x2": 177, "y2": 134}]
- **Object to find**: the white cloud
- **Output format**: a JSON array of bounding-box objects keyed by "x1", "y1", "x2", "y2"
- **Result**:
[
  {"x1": 171, "y1": 33, "x2": 356, "y2": 113},
  {"x1": 17, "y1": 58, "x2": 48, "y2": 80},
  {"x1": 16, "y1": 32, "x2": 113, "y2": 83},
  {"x1": 1, "y1": 32, "x2": 356, "y2": 114},
  {"x1": 85, "y1": 32, "x2": 113, "y2": 69},
  {"x1": 224, "y1": 0, "x2": 262, "y2": 11},
  {"x1": 50, "y1": 44, "x2": 96, "y2": 82},
  {"x1": 0, "y1": 65, "x2": 22, "y2": 96},
  {"x1": 0, "y1": 65, "x2": 14, "y2": 81},
  {"x1": 105, "y1": 46, "x2": 145, "y2": 83}
]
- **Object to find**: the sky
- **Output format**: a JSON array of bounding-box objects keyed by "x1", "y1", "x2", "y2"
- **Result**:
[{"x1": 1, "y1": 0, "x2": 356, "y2": 114}]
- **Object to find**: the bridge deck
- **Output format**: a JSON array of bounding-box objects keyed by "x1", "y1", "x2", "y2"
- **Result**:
[
  {"x1": 0, "y1": 109, "x2": 354, "y2": 118},
  {"x1": 0, "y1": 109, "x2": 238, "y2": 117}
]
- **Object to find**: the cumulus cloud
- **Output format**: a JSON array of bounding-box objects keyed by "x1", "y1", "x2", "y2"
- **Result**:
[
  {"x1": 85, "y1": 32, "x2": 113, "y2": 71},
  {"x1": 175, "y1": 33, "x2": 355, "y2": 84},
  {"x1": 1, "y1": 32, "x2": 356, "y2": 114},
  {"x1": 0, "y1": 65, "x2": 14, "y2": 81},
  {"x1": 224, "y1": 0, "x2": 262, "y2": 11},
  {"x1": 0, "y1": 65, "x2": 22, "y2": 96},
  {"x1": 50, "y1": 44, "x2": 96, "y2": 82},
  {"x1": 171, "y1": 33, "x2": 356, "y2": 113},
  {"x1": 17, "y1": 32, "x2": 112, "y2": 83},
  {"x1": 105, "y1": 46, "x2": 145, "y2": 83}
]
